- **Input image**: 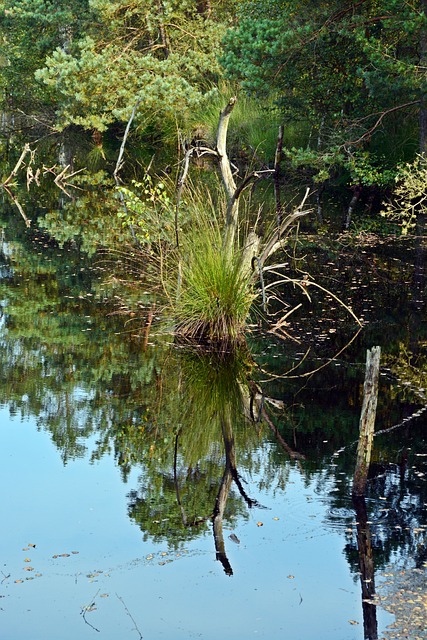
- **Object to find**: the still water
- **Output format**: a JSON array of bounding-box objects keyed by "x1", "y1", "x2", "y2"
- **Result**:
[{"x1": 0, "y1": 214, "x2": 426, "y2": 639}]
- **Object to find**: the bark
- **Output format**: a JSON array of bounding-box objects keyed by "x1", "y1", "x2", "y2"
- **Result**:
[
  {"x1": 274, "y1": 124, "x2": 284, "y2": 227},
  {"x1": 157, "y1": 1, "x2": 170, "y2": 58},
  {"x1": 345, "y1": 184, "x2": 362, "y2": 230},
  {"x1": 113, "y1": 100, "x2": 141, "y2": 245},
  {"x1": 352, "y1": 346, "x2": 381, "y2": 496},
  {"x1": 420, "y1": 0, "x2": 427, "y2": 155},
  {"x1": 239, "y1": 231, "x2": 261, "y2": 279},
  {"x1": 216, "y1": 97, "x2": 238, "y2": 258},
  {"x1": 259, "y1": 187, "x2": 311, "y2": 267}
]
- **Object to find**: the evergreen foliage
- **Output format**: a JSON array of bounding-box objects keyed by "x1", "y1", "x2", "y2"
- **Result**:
[{"x1": 221, "y1": 0, "x2": 427, "y2": 183}]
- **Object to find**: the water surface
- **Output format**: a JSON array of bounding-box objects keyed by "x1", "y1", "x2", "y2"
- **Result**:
[{"x1": 1, "y1": 215, "x2": 426, "y2": 639}]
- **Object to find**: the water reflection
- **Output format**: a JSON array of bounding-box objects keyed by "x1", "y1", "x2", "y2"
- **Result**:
[
  {"x1": 126, "y1": 350, "x2": 263, "y2": 570},
  {"x1": 353, "y1": 495, "x2": 378, "y2": 640},
  {"x1": 1, "y1": 211, "x2": 427, "y2": 638}
]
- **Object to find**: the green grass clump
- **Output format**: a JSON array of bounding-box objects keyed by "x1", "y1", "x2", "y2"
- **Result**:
[{"x1": 172, "y1": 215, "x2": 256, "y2": 347}]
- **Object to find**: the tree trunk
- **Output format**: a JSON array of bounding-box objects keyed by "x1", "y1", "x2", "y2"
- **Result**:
[
  {"x1": 352, "y1": 346, "x2": 381, "y2": 497},
  {"x1": 420, "y1": 0, "x2": 427, "y2": 154},
  {"x1": 345, "y1": 184, "x2": 362, "y2": 230},
  {"x1": 216, "y1": 97, "x2": 238, "y2": 259},
  {"x1": 274, "y1": 124, "x2": 284, "y2": 228}
]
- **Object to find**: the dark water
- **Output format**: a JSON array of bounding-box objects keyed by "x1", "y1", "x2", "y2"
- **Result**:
[{"x1": 0, "y1": 210, "x2": 426, "y2": 639}]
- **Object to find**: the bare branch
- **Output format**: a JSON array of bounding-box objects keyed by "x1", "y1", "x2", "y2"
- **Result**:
[
  {"x1": 114, "y1": 99, "x2": 141, "y2": 182},
  {"x1": 345, "y1": 101, "x2": 420, "y2": 147},
  {"x1": 2, "y1": 144, "x2": 31, "y2": 187},
  {"x1": 259, "y1": 188, "x2": 312, "y2": 266}
]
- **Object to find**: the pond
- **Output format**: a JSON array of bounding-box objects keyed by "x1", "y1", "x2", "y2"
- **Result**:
[{"x1": 0, "y1": 209, "x2": 426, "y2": 640}]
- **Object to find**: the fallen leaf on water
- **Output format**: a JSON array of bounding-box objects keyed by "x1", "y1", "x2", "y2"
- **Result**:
[
  {"x1": 24, "y1": 558, "x2": 31, "y2": 563},
  {"x1": 146, "y1": 554, "x2": 154, "y2": 561},
  {"x1": 273, "y1": 517, "x2": 280, "y2": 521},
  {"x1": 71, "y1": 551, "x2": 79, "y2": 555},
  {"x1": 23, "y1": 567, "x2": 34, "y2": 572},
  {"x1": 348, "y1": 620, "x2": 359, "y2": 625},
  {"x1": 28, "y1": 543, "x2": 36, "y2": 548},
  {"x1": 14, "y1": 580, "x2": 24, "y2": 584},
  {"x1": 287, "y1": 575, "x2": 295, "y2": 579},
  {"x1": 257, "y1": 522, "x2": 263, "y2": 527},
  {"x1": 100, "y1": 593, "x2": 109, "y2": 598},
  {"x1": 60, "y1": 553, "x2": 70, "y2": 558}
]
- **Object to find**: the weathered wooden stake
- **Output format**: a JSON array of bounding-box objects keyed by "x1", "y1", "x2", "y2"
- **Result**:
[{"x1": 352, "y1": 346, "x2": 381, "y2": 497}]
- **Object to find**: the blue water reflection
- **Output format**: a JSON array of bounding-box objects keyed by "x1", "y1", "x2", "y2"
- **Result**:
[
  {"x1": 1, "y1": 407, "x2": 396, "y2": 639},
  {"x1": 1, "y1": 225, "x2": 426, "y2": 639}
]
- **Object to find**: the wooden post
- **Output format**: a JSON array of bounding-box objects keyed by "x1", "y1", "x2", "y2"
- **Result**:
[{"x1": 352, "y1": 346, "x2": 381, "y2": 497}]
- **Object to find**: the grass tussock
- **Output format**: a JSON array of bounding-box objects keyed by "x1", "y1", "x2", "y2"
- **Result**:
[{"x1": 170, "y1": 209, "x2": 256, "y2": 347}]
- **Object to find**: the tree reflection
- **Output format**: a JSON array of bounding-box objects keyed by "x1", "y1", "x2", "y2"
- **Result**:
[
  {"x1": 1, "y1": 213, "x2": 427, "y2": 595},
  {"x1": 127, "y1": 349, "x2": 264, "y2": 570}
]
